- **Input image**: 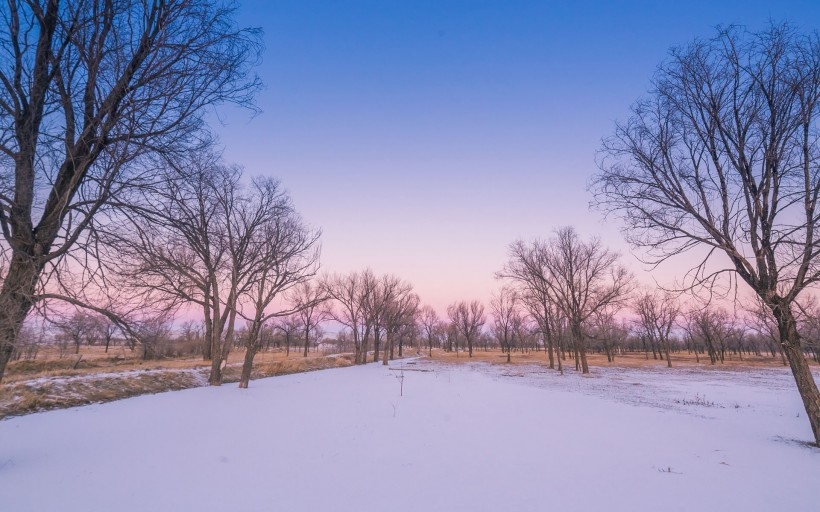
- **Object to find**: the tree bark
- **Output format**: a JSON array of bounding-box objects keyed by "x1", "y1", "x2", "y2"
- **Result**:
[
  {"x1": 0, "y1": 257, "x2": 41, "y2": 382},
  {"x1": 373, "y1": 329, "x2": 380, "y2": 363},
  {"x1": 572, "y1": 322, "x2": 589, "y2": 374},
  {"x1": 239, "y1": 344, "x2": 258, "y2": 388},
  {"x1": 382, "y1": 333, "x2": 390, "y2": 366},
  {"x1": 239, "y1": 321, "x2": 264, "y2": 388},
  {"x1": 773, "y1": 305, "x2": 820, "y2": 445}
]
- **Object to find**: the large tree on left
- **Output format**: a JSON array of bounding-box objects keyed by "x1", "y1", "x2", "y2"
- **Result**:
[{"x1": 0, "y1": 0, "x2": 261, "y2": 381}]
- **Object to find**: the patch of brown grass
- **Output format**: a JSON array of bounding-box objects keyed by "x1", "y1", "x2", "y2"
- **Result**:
[
  {"x1": 0, "y1": 369, "x2": 206, "y2": 419},
  {"x1": 0, "y1": 350, "x2": 356, "y2": 420},
  {"x1": 425, "y1": 348, "x2": 812, "y2": 371}
]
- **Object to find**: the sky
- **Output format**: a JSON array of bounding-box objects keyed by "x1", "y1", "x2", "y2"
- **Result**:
[{"x1": 212, "y1": 0, "x2": 820, "y2": 314}]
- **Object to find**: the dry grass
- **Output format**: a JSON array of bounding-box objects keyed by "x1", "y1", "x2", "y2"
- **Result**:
[
  {"x1": 426, "y1": 348, "x2": 815, "y2": 371},
  {"x1": 0, "y1": 369, "x2": 207, "y2": 419},
  {"x1": 0, "y1": 347, "x2": 355, "y2": 420}
]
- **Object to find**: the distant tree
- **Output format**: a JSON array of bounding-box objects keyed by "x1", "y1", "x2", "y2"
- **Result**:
[
  {"x1": 590, "y1": 307, "x2": 628, "y2": 363},
  {"x1": 419, "y1": 305, "x2": 439, "y2": 357},
  {"x1": 446, "y1": 322, "x2": 459, "y2": 354},
  {"x1": 54, "y1": 311, "x2": 97, "y2": 355},
  {"x1": 273, "y1": 315, "x2": 302, "y2": 357},
  {"x1": 375, "y1": 275, "x2": 416, "y2": 365},
  {"x1": 96, "y1": 316, "x2": 120, "y2": 354},
  {"x1": 447, "y1": 300, "x2": 486, "y2": 358},
  {"x1": 132, "y1": 315, "x2": 174, "y2": 361},
  {"x1": 593, "y1": 23, "x2": 820, "y2": 443},
  {"x1": 491, "y1": 287, "x2": 519, "y2": 363},
  {"x1": 323, "y1": 272, "x2": 372, "y2": 364},
  {"x1": 499, "y1": 241, "x2": 563, "y2": 369},
  {"x1": 682, "y1": 307, "x2": 733, "y2": 366},
  {"x1": 290, "y1": 281, "x2": 329, "y2": 359},
  {"x1": 634, "y1": 290, "x2": 680, "y2": 368},
  {"x1": 518, "y1": 227, "x2": 632, "y2": 373},
  {"x1": 380, "y1": 283, "x2": 418, "y2": 365}
]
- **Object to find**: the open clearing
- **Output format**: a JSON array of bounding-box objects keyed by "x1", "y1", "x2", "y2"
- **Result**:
[{"x1": 0, "y1": 359, "x2": 818, "y2": 512}]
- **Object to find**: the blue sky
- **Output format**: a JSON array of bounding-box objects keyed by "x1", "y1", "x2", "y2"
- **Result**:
[{"x1": 214, "y1": 0, "x2": 820, "y2": 312}]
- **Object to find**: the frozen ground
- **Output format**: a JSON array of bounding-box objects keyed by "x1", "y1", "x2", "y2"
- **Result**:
[{"x1": 0, "y1": 358, "x2": 818, "y2": 512}]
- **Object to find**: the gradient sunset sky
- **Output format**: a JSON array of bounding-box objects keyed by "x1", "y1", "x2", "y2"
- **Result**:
[{"x1": 214, "y1": 0, "x2": 820, "y2": 313}]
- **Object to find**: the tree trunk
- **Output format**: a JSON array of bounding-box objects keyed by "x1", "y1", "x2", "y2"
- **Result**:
[
  {"x1": 382, "y1": 333, "x2": 390, "y2": 366},
  {"x1": 556, "y1": 337, "x2": 563, "y2": 375},
  {"x1": 773, "y1": 305, "x2": 820, "y2": 446},
  {"x1": 209, "y1": 308, "x2": 236, "y2": 386},
  {"x1": 571, "y1": 323, "x2": 589, "y2": 374},
  {"x1": 208, "y1": 330, "x2": 223, "y2": 385},
  {"x1": 239, "y1": 322, "x2": 264, "y2": 388},
  {"x1": 546, "y1": 336, "x2": 555, "y2": 369},
  {"x1": 202, "y1": 306, "x2": 213, "y2": 361},
  {"x1": 361, "y1": 332, "x2": 369, "y2": 365},
  {"x1": 374, "y1": 329, "x2": 380, "y2": 363},
  {"x1": 0, "y1": 257, "x2": 41, "y2": 383},
  {"x1": 239, "y1": 343, "x2": 258, "y2": 388}
]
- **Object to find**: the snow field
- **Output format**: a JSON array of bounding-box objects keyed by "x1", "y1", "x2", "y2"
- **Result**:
[{"x1": 0, "y1": 360, "x2": 817, "y2": 511}]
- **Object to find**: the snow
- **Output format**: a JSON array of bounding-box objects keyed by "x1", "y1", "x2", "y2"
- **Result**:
[{"x1": 1, "y1": 359, "x2": 818, "y2": 511}]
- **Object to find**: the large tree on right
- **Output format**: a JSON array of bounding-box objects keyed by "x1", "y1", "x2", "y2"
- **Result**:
[{"x1": 593, "y1": 24, "x2": 820, "y2": 444}]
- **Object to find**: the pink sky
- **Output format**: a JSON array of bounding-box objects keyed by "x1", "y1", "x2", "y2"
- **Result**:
[{"x1": 213, "y1": 1, "x2": 820, "y2": 315}]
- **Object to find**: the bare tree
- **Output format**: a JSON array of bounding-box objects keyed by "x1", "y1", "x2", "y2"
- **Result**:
[
  {"x1": 95, "y1": 315, "x2": 120, "y2": 354},
  {"x1": 380, "y1": 280, "x2": 418, "y2": 365},
  {"x1": 447, "y1": 300, "x2": 486, "y2": 357},
  {"x1": 589, "y1": 310, "x2": 628, "y2": 363},
  {"x1": 116, "y1": 159, "x2": 243, "y2": 385},
  {"x1": 358, "y1": 269, "x2": 381, "y2": 362},
  {"x1": 131, "y1": 314, "x2": 174, "y2": 361},
  {"x1": 683, "y1": 307, "x2": 734, "y2": 365},
  {"x1": 0, "y1": 0, "x2": 261, "y2": 382},
  {"x1": 593, "y1": 24, "x2": 820, "y2": 441},
  {"x1": 290, "y1": 280, "x2": 329, "y2": 359},
  {"x1": 634, "y1": 290, "x2": 680, "y2": 368},
  {"x1": 271, "y1": 314, "x2": 301, "y2": 356},
  {"x1": 236, "y1": 186, "x2": 321, "y2": 388},
  {"x1": 523, "y1": 227, "x2": 632, "y2": 374},
  {"x1": 53, "y1": 311, "x2": 97, "y2": 356},
  {"x1": 491, "y1": 287, "x2": 519, "y2": 363},
  {"x1": 115, "y1": 158, "x2": 318, "y2": 386},
  {"x1": 419, "y1": 305, "x2": 439, "y2": 357},
  {"x1": 323, "y1": 272, "x2": 372, "y2": 364},
  {"x1": 500, "y1": 240, "x2": 565, "y2": 369},
  {"x1": 595, "y1": 25, "x2": 820, "y2": 443}
]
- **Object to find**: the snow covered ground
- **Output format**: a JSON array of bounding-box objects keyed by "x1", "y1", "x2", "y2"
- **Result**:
[{"x1": 0, "y1": 359, "x2": 818, "y2": 511}]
